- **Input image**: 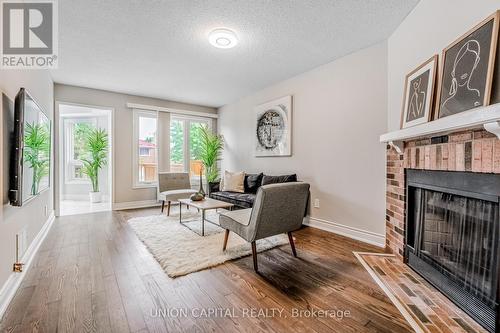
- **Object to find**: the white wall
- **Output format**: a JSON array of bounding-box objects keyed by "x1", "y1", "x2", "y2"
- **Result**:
[
  {"x1": 388, "y1": 0, "x2": 500, "y2": 131},
  {"x1": 218, "y1": 42, "x2": 388, "y2": 240},
  {"x1": 0, "y1": 71, "x2": 54, "y2": 294}
]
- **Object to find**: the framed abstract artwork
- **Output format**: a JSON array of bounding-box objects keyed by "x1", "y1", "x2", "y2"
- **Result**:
[
  {"x1": 436, "y1": 11, "x2": 499, "y2": 118},
  {"x1": 400, "y1": 55, "x2": 438, "y2": 128},
  {"x1": 254, "y1": 95, "x2": 292, "y2": 157}
]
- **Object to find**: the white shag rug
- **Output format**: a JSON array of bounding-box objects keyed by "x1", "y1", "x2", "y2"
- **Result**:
[{"x1": 128, "y1": 211, "x2": 288, "y2": 277}]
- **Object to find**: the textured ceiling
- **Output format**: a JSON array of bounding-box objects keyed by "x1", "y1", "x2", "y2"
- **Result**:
[{"x1": 51, "y1": 0, "x2": 419, "y2": 107}]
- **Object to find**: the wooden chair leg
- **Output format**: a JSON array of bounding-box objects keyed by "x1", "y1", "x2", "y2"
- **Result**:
[
  {"x1": 222, "y1": 230, "x2": 230, "y2": 251},
  {"x1": 251, "y1": 241, "x2": 258, "y2": 272},
  {"x1": 161, "y1": 200, "x2": 165, "y2": 213},
  {"x1": 167, "y1": 201, "x2": 171, "y2": 216},
  {"x1": 288, "y1": 232, "x2": 297, "y2": 257},
  {"x1": 187, "y1": 204, "x2": 190, "y2": 210}
]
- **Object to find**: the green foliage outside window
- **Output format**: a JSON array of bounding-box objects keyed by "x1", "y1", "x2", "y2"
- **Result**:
[
  {"x1": 189, "y1": 122, "x2": 204, "y2": 160},
  {"x1": 170, "y1": 120, "x2": 184, "y2": 164},
  {"x1": 169, "y1": 120, "x2": 223, "y2": 181},
  {"x1": 170, "y1": 120, "x2": 208, "y2": 163},
  {"x1": 73, "y1": 122, "x2": 93, "y2": 161}
]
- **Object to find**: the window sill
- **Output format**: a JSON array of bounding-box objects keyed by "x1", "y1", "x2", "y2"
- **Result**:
[{"x1": 132, "y1": 183, "x2": 158, "y2": 189}]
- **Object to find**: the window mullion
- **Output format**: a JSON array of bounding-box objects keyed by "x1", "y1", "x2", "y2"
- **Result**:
[{"x1": 184, "y1": 119, "x2": 190, "y2": 174}]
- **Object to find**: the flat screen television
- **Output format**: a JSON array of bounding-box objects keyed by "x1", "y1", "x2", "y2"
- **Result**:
[{"x1": 9, "y1": 88, "x2": 51, "y2": 206}]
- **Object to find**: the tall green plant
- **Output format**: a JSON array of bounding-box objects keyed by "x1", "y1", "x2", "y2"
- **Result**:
[
  {"x1": 24, "y1": 122, "x2": 50, "y2": 195},
  {"x1": 81, "y1": 128, "x2": 108, "y2": 192},
  {"x1": 197, "y1": 125, "x2": 224, "y2": 183}
]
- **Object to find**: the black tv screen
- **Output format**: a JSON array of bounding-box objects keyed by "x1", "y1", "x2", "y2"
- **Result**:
[{"x1": 9, "y1": 88, "x2": 51, "y2": 206}]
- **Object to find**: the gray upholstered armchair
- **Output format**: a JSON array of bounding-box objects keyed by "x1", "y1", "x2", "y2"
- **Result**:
[
  {"x1": 158, "y1": 172, "x2": 197, "y2": 215},
  {"x1": 219, "y1": 182, "x2": 310, "y2": 271}
]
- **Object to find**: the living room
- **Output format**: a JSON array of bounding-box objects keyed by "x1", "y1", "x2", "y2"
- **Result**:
[{"x1": 1, "y1": 0, "x2": 500, "y2": 332}]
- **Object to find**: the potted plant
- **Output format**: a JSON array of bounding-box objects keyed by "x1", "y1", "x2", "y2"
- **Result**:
[
  {"x1": 81, "y1": 128, "x2": 108, "y2": 203},
  {"x1": 198, "y1": 125, "x2": 224, "y2": 195},
  {"x1": 24, "y1": 122, "x2": 50, "y2": 195}
]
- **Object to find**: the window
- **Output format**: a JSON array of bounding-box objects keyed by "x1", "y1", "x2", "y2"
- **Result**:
[
  {"x1": 139, "y1": 147, "x2": 151, "y2": 156},
  {"x1": 169, "y1": 116, "x2": 212, "y2": 180},
  {"x1": 133, "y1": 110, "x2": 158, "y2": 187},
  {"x1": 169, "y1": 118, "x2": 185, "y2": 172},
  {"x1": 64, "y1": 118, "x2": 96, "y2": 184},
  {"x1": 189, "y1": 120, "x2": 208, "y2": 178}
]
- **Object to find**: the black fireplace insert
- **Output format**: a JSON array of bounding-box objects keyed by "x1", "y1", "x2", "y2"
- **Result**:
[{"x1": 405, "y1": 169, "x2": 500, "y2": 332}]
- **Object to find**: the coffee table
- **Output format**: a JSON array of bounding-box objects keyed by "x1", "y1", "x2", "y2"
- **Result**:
[{"x1": 178, "y1": 198, "x2": 234, "y2": 236}]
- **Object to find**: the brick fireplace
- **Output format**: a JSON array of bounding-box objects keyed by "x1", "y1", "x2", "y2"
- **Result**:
[
  {"x1": 385, "y1": 129, "x2": 500, "y2": 331},
  {"x1": 385, "y1": 129, "x2": 500, "y2": 259}
]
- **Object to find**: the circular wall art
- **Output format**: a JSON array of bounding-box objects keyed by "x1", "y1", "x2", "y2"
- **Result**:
[
  {"x1": 254, "y1": 96, "x2": 292, "y2": 157},
  {"x1": 256, "y1": 109, "x2": 285, "y2": 149}
]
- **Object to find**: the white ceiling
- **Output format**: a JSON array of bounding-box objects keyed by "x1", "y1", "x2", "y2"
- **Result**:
[{"x1": 51, "y1": 0, "x2": 419, "y2": 108}]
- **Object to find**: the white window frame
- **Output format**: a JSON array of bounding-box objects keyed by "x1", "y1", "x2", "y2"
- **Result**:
[
  {"x1": 64, "y1": 117, "x2": 97, "y2": 185},
  {"x1": 133, "y1": 109, "x2": 158, "y2": 188},
  {"x1": 170, "y1": 115, "x2": 213, "y2": 183}
]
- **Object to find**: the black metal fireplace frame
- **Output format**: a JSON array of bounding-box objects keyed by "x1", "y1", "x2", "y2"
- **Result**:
[{"x1": 404, "y1": 169, "x2": 500, "y2": 333}]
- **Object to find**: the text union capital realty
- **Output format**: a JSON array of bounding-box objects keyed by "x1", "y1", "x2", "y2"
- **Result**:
[{"x1": 151, "y1": 307, "x2": 287, "y2": 318}]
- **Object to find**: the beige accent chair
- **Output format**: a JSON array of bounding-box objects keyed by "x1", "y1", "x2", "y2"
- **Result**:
[
  {"x1": 219, "y1": 182, "x2": 310, "y2": 272},
  {"x1": 158, "y1": 172, "x2": 197, "y2": 215}
]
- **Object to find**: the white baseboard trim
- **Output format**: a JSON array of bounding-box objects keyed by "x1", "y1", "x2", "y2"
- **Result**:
[
  {"x1": 0, "y1": 211, "x2": 56, "y2": 321},
  {"x1": 112, "y1": 199, "x2": 161, "y2": 211},
  {"x1": 304, "y1": 217, "x2": 385, "y2": 248}
]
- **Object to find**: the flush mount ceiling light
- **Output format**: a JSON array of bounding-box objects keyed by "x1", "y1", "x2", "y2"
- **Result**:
[{"x1": 208, "y1": 28, "x2": 238, "y2": 49}]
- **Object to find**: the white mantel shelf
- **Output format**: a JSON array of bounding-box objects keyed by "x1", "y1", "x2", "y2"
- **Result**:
[{"x1": 380, "y1": 103, "x2": 500, "y2": 153}]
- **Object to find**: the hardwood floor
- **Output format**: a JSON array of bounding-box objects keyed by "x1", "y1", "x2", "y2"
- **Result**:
[{"x1": 0, "y1": 207, "x2": 412, "y2": 333}]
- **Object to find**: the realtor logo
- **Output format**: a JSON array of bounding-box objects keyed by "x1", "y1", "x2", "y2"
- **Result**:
[{"x1": 1, "y1": 0, "x2": 58, "y2": 68}]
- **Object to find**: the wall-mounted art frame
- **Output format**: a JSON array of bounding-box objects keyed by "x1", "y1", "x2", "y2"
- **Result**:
[
  {"x1": 436, "y1": 11, "x2": 500, "y2": 119},
  {"x1": 400, "y1": 55, "x2": 438, "y2": 129},
  {"x1": 254, "y1": 95, "x2": 292, "y2": 157}
]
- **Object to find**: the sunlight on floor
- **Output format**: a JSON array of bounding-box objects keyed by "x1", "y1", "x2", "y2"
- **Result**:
[{"x1": 60, "y1": 200, "x2": 111, "y2": 216}]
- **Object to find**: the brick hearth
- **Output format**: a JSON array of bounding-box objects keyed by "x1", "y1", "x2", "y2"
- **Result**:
[{"x1": 385, "y1": 129, "x2": 500, "y2": 259}]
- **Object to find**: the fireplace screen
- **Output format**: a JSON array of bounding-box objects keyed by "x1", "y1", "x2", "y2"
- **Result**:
[
  {"x1": 406, "y1": 170, "x2": 500, "y2": 332},
  {"x1": 410, "y1": 188, "x2": 499, "y2": 304}
]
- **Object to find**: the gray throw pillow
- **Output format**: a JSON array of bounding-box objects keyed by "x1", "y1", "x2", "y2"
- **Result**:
[{"x1": 261, "y1": 174, "x2": 297, "y2": 185}]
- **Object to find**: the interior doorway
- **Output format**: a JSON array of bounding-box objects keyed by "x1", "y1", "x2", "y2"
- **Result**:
[{"x1": 56, "y1": 103, "x2": 113, "y2": 216}]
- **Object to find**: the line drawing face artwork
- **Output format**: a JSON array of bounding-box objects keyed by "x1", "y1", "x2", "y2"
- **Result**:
[
  {"x1": 401, "y1": 57, "x2": 434, "y2": 129},
  {"x1": 442, "y1": 39, "x2": 481, "y2": 109},
  {"x1": 254, "y1": 96, "x2": 292, "y2": 157},
  {"x1": 407, "y1": 77, "x2": 426, "y2": 121},
  {"x1": 438, "y1": 15, "x2": 497, "y2": 118}
]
